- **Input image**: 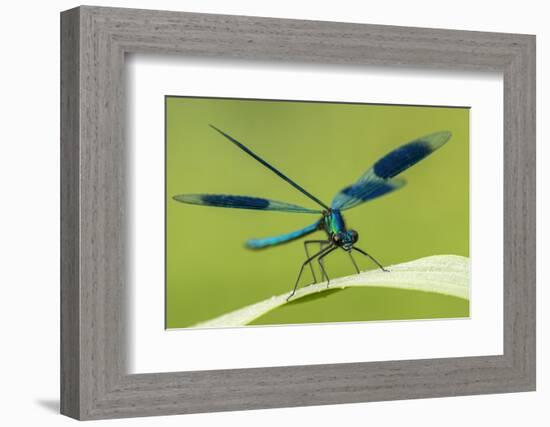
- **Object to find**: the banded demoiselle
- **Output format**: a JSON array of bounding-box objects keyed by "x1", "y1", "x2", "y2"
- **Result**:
[{"x1": 174, "y1": 125, "x2": 451, "y2": 300}]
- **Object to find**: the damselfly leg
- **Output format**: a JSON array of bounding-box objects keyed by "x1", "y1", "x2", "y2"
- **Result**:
[
  {"x1": 317, "y1": 246, "x2": 338, "y2": 288},
  {"x1": 303, "y1": 240, "x2": 330, "y2": 284},
  {"x1": 288, "y1": 244, "x2": 334, "y2": 301},
  {"x1": 318, "y1": 241, "x2": 330, "y2": 282},
  {"x1": 352, "y1": 246, "x2": 389, "y2": 272},
  {"x1": 348, "y1": 251, "x2": 361, "y2": 274}
]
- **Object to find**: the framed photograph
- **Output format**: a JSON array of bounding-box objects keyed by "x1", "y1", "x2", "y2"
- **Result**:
[
  {"x1": 164, "y1": 97, "x2": 469, "y2": 330},
  {"x1": 60, "y1": 6, "x2": 535, "y2": 420}
]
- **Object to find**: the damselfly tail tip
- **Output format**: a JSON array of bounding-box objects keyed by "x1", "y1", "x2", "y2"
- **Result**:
[{"x1": 244, "y1": 241, "x2": 262, "y2": 250}]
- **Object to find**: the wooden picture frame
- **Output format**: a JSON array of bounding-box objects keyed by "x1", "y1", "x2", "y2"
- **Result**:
[{"x1": 60, "y1": 5, "x2": 536, "y2": 420}]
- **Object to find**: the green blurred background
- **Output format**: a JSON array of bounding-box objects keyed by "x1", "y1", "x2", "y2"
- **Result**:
[{"x1": 165, "y1": 96, "x2": 469, "y2": 329}]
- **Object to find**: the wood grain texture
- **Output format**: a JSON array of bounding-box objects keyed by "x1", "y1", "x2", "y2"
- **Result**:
[
  {"x1": 60, "y1": 7, "x2": 81, "y2": 419},
  {"x1": 60, "y1": 5, "x2": 536, "y2": 420}
]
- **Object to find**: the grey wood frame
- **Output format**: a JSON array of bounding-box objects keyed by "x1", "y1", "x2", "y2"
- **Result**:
[{"x1": 60, "y1": 5, "x2": 536, "y2": 420}]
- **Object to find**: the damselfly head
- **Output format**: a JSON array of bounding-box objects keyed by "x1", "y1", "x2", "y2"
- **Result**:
[{"x1": 332, "y1": 230, "x2": 359, "y2": 251}]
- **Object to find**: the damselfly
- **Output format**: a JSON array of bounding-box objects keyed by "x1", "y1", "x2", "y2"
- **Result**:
[{"x1": 174, "y1": 125, "x2": 451, "y2": 300}]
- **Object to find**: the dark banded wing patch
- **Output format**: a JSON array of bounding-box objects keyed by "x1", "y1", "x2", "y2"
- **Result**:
[
  {"x1": 373, "y1": 131, "x2": 452, "y2": 179},
  {"x1": 331, "y1": 174, "x2": 405, "y2": 211},
  {"x1": 331, "y1": 131, "x2": 451, "y2": 211},
  {"x1": 173, "y1": 194, "x2": 322, "y2": 214}
]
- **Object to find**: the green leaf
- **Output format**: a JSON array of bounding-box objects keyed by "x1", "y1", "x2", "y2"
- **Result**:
[{"x1": 190, "y1": 255, "x2": 469, "y2": 328}]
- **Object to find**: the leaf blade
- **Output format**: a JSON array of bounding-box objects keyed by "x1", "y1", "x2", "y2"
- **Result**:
[{"x1": 190, "y1": 255, "x2": 469, "y2": 328}]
